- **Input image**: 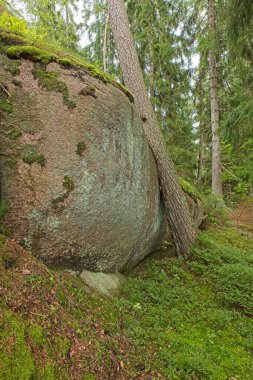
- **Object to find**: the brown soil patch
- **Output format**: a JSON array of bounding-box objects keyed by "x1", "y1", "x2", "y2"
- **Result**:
[{"x1": 229, "y1": 199, "x2": 253, "y2": 237}]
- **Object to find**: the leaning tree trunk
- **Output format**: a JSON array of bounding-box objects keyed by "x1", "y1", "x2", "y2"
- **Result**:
[
  {"x1": 106, "y1": 0, "x2": 196, "y2": 256},
  {"x1": 208, "y1": 0, "x2": 223, "y2": 197}
]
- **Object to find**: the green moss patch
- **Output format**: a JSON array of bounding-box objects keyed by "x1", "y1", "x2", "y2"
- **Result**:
[
  {"x1": 76, "y1": 141, "x2": 86, "y2": 156},
  {"x1": 0, "y1": 99, "x2": 12, "y2": 113},
  {"x1": 179, "y1": 177, "x2": 203, "y2": 201},
  {"x1": 32, "y1": 64, "x2": 61, "y2": 90},
  {"x1": 52, "y1": 176, "x2": 75, "y2": 209},
  {"x1": 0, "y1": 201, "x2": 11, "y2": 237},
  {"x1": 51, "y1": 193, "x2": 69, "y2": 209},
  {"x1": 0, "y1": 84, "x2": 12, "y2": 114},
  {"x1": 0, "y1": 30, "x2": 28, "y2": 47},
  {"x1": 6, "y1": 45, "x2": 58, "y2": 63},
  {"x1": 0, "y1": 311, "x2": 35, "y2": 379},
  {"x1": 32, "y1": 63, "x2": 76, "y2": 109},
  {"x1": 0, "y1": 48, "x2": 21, "y2": 76},
  {"x1": 27, "y1": 323, "x2": 46, "y2": 346},
  {"x1": 8, "y1": 128, "x2": 22, "y2": 140},
  {"x1": 22, "y1": 146, "x2": 46, "y2": 167},
  {"x1": 62, "y1": 176, "x2": 74, "y2": 192},
  {"x1": 80, "y1": 84, "x2": 97, "y2": 98}
]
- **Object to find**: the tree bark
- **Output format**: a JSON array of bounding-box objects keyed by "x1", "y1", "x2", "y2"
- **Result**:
[
  {"x1": 196, "y1": 54, "x2": 205, "y2": 187},
  {"x1": 208, "y1": 0, "x2": 223, "y2": 197},
  {"x1": 106, "y1": 0, "x2": 196, "y2": 256},
  {"x1": 197, "y1": 132, "x2": 204, "y2": 186}
]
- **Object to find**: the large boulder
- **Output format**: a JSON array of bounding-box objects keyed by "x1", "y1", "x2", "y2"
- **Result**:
[{"x1": 0, "y1": 49, "x2": 166, "y2": 272}]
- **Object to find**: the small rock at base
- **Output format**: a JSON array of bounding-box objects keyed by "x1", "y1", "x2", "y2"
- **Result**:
[{"x1": 79, "y1": 270, "x2": 126, "y2": 298}]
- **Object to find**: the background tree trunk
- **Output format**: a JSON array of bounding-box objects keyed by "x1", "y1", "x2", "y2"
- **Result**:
[
  {"x1": 103, "y1": 14, "x2": 109, "y2": 72},
  {"x1": 208, "y1": 0, "x2": 223, "y2": 197},
  {"x1": 197, "y1": 133, "x2": 204, "y2": 186},
  {"x1": 106, "y1": 0, "x2": 196, "y2": 256}
]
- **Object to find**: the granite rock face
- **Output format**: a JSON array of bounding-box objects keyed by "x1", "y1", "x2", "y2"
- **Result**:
[{"x1": 0, "y1": 55, "x2": 166, "y2": 272}]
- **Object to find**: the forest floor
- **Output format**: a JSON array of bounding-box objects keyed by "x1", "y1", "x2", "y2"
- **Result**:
[
  {"x1": 230, "y1": 198, "x2": 253, "y2": 237},
  {"x1": 0, "y1": 199, "x2": 253, "y2": 380}
]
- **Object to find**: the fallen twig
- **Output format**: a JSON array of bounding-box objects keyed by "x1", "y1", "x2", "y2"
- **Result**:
[{"x1": 0, "y1": 82, "x2": 10, "y2": 97}]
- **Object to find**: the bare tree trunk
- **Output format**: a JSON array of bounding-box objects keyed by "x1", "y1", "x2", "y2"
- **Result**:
[
  {"x1": 103, "y1": 14, "x2": 109, "y2": 72},
  {"x1": 196, "y1": 54, "x2": 205, "y2": 187},
  {"x1": 208, "y1": 0, "x2": 223, "y2": 197},
  {"x1": 197, "y1": 133, "x2": 204, "y2": 186},
  {"x1": 106, "y1": 0, "x2": 196, "y2": 256},
  {"x1": 65, "y1": 2, "x2": 70, "y2": 48}
]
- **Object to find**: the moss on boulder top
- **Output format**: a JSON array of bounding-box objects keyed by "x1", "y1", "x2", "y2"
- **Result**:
[{"x1": 0, "y1": 28, "x2": 134, "y2": 102}]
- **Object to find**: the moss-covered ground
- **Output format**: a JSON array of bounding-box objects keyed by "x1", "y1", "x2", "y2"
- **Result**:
[
  {"x1": 0, "y1": 201, "x2": 253, "y2": 379},
  {"x1": 0, "y1": 235, "x2": 138, "y2": 380}
]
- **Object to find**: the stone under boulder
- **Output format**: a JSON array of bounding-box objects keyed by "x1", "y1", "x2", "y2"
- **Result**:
[{"x1": 80, "y1": 270, "x2": 126, "y2": 298}]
